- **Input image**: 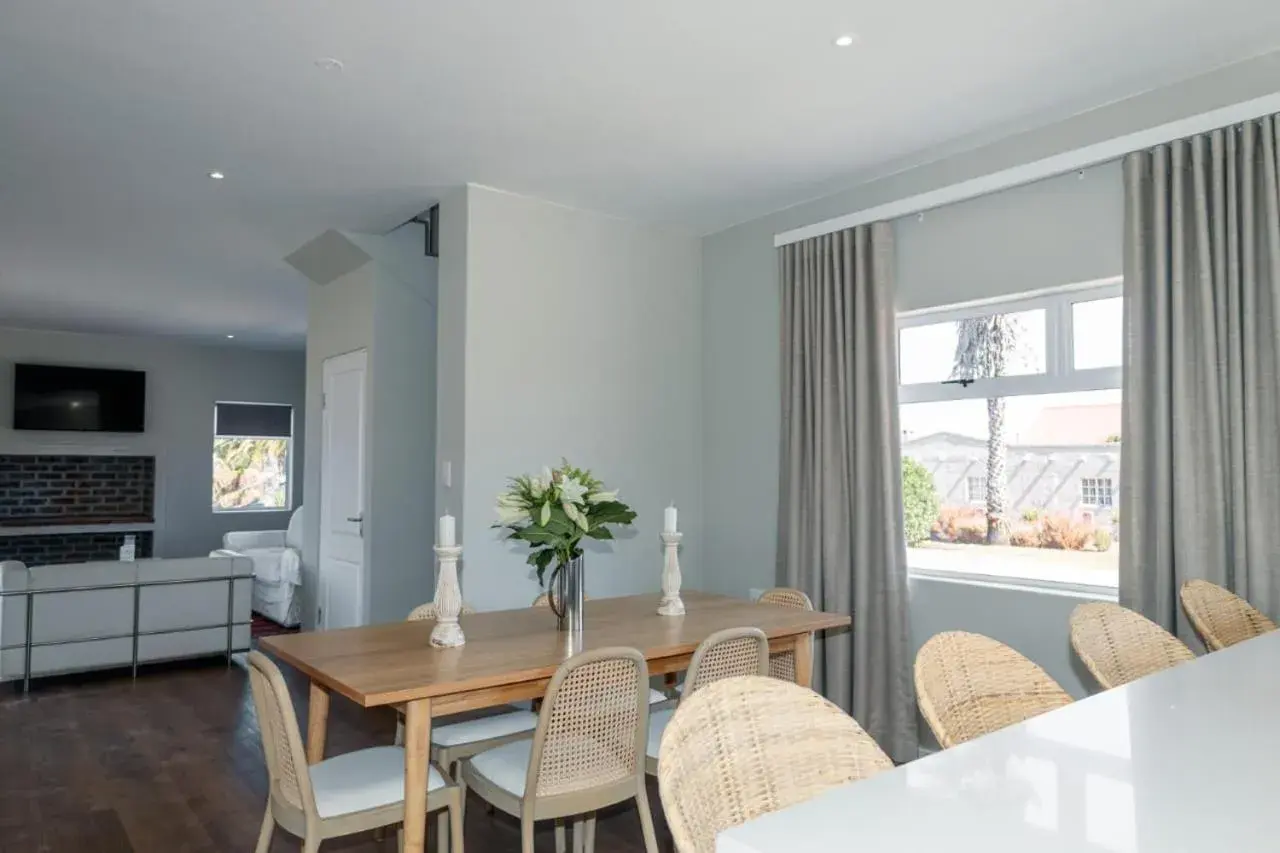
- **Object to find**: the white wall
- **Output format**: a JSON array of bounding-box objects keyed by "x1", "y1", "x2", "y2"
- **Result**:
[
  {"x1": 0, "y1": 328, "x2": 305, "y2": 557},
  {"x1": 440, "y1": 185, "x2": 703, "y2": 610}
]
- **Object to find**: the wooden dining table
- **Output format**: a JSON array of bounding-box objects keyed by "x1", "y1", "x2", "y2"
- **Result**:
[{"x1": 260, "y1": 590, "x2": 850, "y2": 853}]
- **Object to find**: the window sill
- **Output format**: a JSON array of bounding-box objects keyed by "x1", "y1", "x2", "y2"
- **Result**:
[{"x1": 213, "y1": 507, "x2": 293, "y2": 515}]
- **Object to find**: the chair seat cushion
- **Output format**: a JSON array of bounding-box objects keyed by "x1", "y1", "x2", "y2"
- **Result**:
[
  {"x1": 646, "y1": 708, "x2": 675, "y2": 759},
  {"x1": 468, "y1": 739, "x2": 535, "y2": 797},
  {"x1": 504, "y1": 689, "x2": 668, "y2": 714},
  {"x1": 310, "y1": 746, "x2": 446, "y2": 819},
  {"x1": 431, "y1": 710, "x2": 539, "y2": 747}
]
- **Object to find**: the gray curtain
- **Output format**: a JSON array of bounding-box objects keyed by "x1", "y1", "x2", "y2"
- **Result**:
[
  {"x1": 777, "y1": 222, "x2": 918, "y2": 762},
  {"x1": 1121, "y1": 116, "x2": 1280, "y2": 641}
]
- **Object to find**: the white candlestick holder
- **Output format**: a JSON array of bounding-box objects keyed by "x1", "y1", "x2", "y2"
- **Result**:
[
  {"x1": 430, "y1": 544, "x2": 466, "y2": 647},
  {"x1": 658, "y1": 531, "x2": 685, "y2": 616}
]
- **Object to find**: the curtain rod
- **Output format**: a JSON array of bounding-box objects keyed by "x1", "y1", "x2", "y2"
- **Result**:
[{"x1": 774, "y1": 92, "x2": 1280, "y2": 248}]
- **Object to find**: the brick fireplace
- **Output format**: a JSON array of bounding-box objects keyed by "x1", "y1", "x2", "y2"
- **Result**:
[{"x1": 0, "y1": 455, "x2": 156, "y2": 565}]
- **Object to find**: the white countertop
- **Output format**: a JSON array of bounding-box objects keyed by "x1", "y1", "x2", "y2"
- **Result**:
[{"x1": 719, "y1": 631, "x2": 1280, "y2": 853}]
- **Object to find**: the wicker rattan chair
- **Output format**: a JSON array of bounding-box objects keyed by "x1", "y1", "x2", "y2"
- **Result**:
[
  {"x1": 756, "y1": 587, "x2": 814, "y2": 682},
  {"x1": 657, "y1": 675, "x2": 892, "y2": 853},
  {"x1": 461, "y1": 647, "x2": 659, "y2": 853},
  {"x1": 396, "y1": 600, "x2": 537, "y2": 850},
  {"x1": 246, "y1": 651, "x2": 461, "y2": 853},
  {"x1": 646, "y1": 627, "x2": 770, "y2": 774},
  {"x1": 1069, "y1": 602, "x2": 1194, "y2": 690},
  {"x1": 1180, "y1": 579, "x2": 1278, "y2": 651},
  {"x1": 915, "y1": 631, "x2": 1072, "y2": 749}
]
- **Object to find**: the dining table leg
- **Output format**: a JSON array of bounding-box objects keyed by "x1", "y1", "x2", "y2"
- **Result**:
[
  {"x1": 794, "y1": 632, "x2": 814, "y2": 689},
  {"x1": 305, "y1": 682, "x2": 330, "y2": 764},
  {"x1": 403, "y1": 697, "x2": 434, "y2": 853}
]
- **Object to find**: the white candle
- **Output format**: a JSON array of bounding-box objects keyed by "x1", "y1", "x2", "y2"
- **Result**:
[
  {"x1": 664, "y1": 504, "x2": 678, "y2": 534},
  {"x1": 438, "y1": 513, "x2": 456, "y2": 548}
]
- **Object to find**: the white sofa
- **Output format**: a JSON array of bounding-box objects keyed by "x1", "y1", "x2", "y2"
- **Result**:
[
  {"x1": 215, "y1": 506, "x2": 304, "y2": 627},
  {"x1": 0, "y1": 555, "x2": 252, "y2": 685}
]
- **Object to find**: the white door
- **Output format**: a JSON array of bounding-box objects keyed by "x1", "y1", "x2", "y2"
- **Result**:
[{"x1": 319, "y1": 349, "x2": 368, "y2": 630}]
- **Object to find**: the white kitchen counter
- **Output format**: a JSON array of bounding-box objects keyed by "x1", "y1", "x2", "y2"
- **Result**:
[{"x1": 719, "y1": 631, "x2": 1280, "y2": 852}]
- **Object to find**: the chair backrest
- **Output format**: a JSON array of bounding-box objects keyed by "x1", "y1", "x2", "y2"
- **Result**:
[
  {"x1": 1179, "y1": 579, "x2": 1278, "y2": 651},
  {"x1": 682, "y1": 627, "x2": 770, "y2": 700},
  {"x1": 915, "y1": 631, "x2": 1072, "y2": 749},
  {"x1": 526, "y1": 647, "x2": 649, "y2": 804},
  {"x1": 757, "y1": 588, "x2": 813, "y2": 682},
  {"x1": 1070, "y1": 602, "x2": 1194, "y2": 690},
  {"x1": 246, "y1": 651, "x2": 315, "y2": 816},
  {"x1": 406, "y1": 601, "x2": 477, "y2": 621},
  {"x1": 658, "y1": 676, "x2": 892, "y2": 853}
]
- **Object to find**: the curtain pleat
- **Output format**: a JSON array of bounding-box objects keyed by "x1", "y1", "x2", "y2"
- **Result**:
[
  {"x1": 1121, "y1": 116, "x2": 1280, "y2": 640},
  {"x1": 777, "y1": 223, "x2": 918, "y2": 762}
]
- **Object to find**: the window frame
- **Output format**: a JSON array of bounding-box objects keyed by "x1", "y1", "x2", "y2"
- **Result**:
[
  {"x1": 898, "y1": 277, "x2": 1123, "y2": 592},
  {"x1": 965, "y1": 476, "x2": 988, "y2": 505},
  {"x1": 897, "y1": 277, "x2": 1123, "y2": 406},
  {"x1": 212, "y1": 401, "x2": 295, "y2": 514},
  {"x1": 1080, "y1": 476, "x2": 1116, "y2": 509}
]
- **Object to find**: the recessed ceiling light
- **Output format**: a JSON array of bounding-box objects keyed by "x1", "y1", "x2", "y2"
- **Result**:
[
  {"x1": 834, "y1": 34, "x2": 857, "y2": 47},
  {"x1": 226, "y1": 334, "x2": 235, "y2": 339},
  {"x1": 208, "y1": 170, "x2": 225, "y2": 180},
  {"x1": 315, "y1": 57, "x2": 344, "y2": 72}
]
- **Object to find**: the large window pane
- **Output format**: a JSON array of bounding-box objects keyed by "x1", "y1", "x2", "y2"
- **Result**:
[
  {"x1": 1072, "y1": 297, "x2": 1123, "y2": 369},
  {"x1": 901, "y1": 389, "x2": 1120, "y2": 586},
  {"x1": 899, "y1": 309, "x2": 1046, "y2": 385},
  {"x1": 213, "y1": 437, "x2": 291, "y2": 511}
]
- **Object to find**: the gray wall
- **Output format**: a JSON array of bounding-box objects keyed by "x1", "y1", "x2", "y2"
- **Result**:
[
  {"x1": 300, "y1": 229, "x2": 438, "y2": 627},
  {"x1": 0, "y1": 327, "x2": 305, "y2": 558},
  {"x1": 364, "y1": 229, "x2": 437, "y2": 625},
  {"x1": 441, "y1": 185, "x2": 704, "y2": 610},
  {"x1": 303, "y1": 261, "x2": 376, "y2": 626},
  {"x1": 699, "y1": 54, "x2": 1280, "y2": 709}
]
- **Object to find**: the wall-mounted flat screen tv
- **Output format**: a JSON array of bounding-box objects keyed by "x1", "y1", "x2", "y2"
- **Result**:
[{"x1": 13, "y1": 364, "x2": 147, "y2": 432}]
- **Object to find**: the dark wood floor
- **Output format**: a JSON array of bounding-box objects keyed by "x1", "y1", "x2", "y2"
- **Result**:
[{"x1": 0, "y1": 653, "x2": 669, "y2": 852}]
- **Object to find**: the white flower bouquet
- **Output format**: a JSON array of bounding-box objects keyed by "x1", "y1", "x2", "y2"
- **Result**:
[{"x1": 494, "y1": 460, "x2": 637, "y2": 585}]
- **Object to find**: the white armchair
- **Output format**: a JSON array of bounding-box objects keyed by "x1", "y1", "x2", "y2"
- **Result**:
[{"x1": 216, "y1": 506, "x2": 304, "y2": 627}]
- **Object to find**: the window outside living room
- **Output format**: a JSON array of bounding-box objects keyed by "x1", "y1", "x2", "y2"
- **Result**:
[
  {"x1": 212, "y1": 402, "x2": 294, "y2": 512},
  {"x1": 899, "y1": 281, "x2": 1122, "y2": 588}
]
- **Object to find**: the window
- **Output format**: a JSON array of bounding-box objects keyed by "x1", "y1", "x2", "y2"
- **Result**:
[
  {"x1": 966, "y1": 476, "x2": 988, "y2": 504},
  {"x1": 899, "y1": 280, "x2": 1122, "y2": 589},
  {"x1": 1080, "y1": 477, "x2": 1115, "y2": 508},
  {"x1": 213, "y1": 402, "x2": 293, "y2": 512}
]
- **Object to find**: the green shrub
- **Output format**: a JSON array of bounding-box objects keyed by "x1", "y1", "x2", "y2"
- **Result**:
[
  {"x1": 954, "y1": 520, "x2": 988, "y2": 545},
  {"x1": 1093, "y1": 528, "x2": 1114, "y2": 552},
  {"x1": 1021, "y1": 507, "x2": 1041, "y2": 523},
  {"x1": 902, "y1": 457, "x2": 940, "y2": 545}
]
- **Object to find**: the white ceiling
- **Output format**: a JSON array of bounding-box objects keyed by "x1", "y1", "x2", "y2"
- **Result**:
[{"x1": 3, "y1": 1, "x2": 1280, "y2": 348}]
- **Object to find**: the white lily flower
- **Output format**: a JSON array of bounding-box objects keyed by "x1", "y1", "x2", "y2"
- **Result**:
[
  {"x1": 496, "y1": 504, "x2": 531, "y2": 525},
  {"x1": 587, "y1": 489, "x2": 618, "y2": 504},
  {"x1": 563, "y1": 502, "x2": 590, "y2": 531},
  {"x1": 559, "y1": 476, "x2": 588, "y2": 506}
]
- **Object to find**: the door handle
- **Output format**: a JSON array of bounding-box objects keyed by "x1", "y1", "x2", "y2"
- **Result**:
[
  {"x1": 347, "y1": 515, "x2": 363, "y2": 523},
  {"x1": 347, "y1": 514, "x2": 364, "y2": 537}
]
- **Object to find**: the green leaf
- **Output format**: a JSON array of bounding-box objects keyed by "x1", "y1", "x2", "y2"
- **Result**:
[
  {"x1": 540, "y1": 501, "x2": 551, "y2": 526},
  {"x1": 586, "y1": 527, "x2": 614, "y2": 540}
]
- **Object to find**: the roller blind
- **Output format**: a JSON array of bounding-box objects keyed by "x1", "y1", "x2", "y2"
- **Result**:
[{"x1": 214, "y1": 402, "x2": 293, "y2": 438}]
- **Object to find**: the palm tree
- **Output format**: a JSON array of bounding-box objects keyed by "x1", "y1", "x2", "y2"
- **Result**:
[{"x1": 951, "y1": 315, "x2": 1021, "y2": 544}]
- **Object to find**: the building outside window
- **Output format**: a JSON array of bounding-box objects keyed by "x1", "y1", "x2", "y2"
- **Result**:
[
  {"x1": 212, "y1": 402, "x2": 294, "y2": 512},
  {"x1": 898, "y1": 280, "x2": 1122, "y2": 588}
]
